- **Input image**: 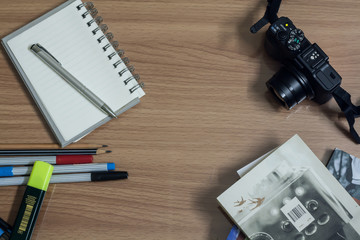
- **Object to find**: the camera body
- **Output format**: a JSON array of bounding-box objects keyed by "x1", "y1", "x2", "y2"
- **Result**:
[{"x1": 265, "y1": 17, "x2": 342, "y2": 109}]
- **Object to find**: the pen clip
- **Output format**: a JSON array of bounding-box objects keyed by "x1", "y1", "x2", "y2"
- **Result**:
[{"x1": 31, "y1": 43, "x2": 61, "y2": 64}]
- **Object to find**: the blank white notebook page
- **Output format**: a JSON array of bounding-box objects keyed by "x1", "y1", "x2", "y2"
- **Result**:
[{"x1": 7, "y1": 0, "x2": 145, "y2": 141}]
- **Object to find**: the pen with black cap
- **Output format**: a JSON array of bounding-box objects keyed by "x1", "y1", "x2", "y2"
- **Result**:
[
  {"x1": 0, "y1": 171, "x2": 128, "y2": 186},
  {"x1": 30, "y1": 43, "x2": 117, "y2": 118}
]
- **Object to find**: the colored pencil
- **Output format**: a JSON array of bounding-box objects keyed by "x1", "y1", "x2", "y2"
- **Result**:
[
  {"x1": 0, "y1": 149, "x2": 110, "y2": 156},
  {"x1": 0, "y1": 155, "x2": 93, "y2": 166},
  {"x1": 0, "y1": 163, "x2": 115, "y2": 177},
  {"x1": 0, "y1": 171, "x2": 128, "y2": 186}
]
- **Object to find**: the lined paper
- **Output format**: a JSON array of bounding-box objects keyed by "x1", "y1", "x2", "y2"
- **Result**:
[{"x1": 6, "y1": 0, "x2": 144, "y2": 141}]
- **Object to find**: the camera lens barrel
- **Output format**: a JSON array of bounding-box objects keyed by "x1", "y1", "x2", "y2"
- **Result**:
[{"x1": 266, "y1": 66, "x2": 314, "y2": 109}]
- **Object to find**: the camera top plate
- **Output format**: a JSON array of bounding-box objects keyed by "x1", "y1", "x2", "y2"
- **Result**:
[{"x1": 266, "y1": 17, "x2": 311, "y2": 61}]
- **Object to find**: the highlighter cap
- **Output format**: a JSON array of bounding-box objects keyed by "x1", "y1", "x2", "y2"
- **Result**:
[{"x1": 27, "y1": 161, "x2": 54, "y2": 191}]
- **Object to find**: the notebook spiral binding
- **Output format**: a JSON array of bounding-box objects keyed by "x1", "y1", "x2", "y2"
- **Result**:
[{"x1": 76, "y1": 2, "x2": 144, "y2": 94}]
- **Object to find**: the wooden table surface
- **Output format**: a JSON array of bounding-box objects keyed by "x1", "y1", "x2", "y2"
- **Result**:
[{"x1": 0, "y1": 0, "x2": 360, "y2": 239}]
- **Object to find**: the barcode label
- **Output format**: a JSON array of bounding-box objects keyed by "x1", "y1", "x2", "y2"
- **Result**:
[
  {"x1": 281, "y1": 197, "x2": 314, "y2": 232},
  {"x1": 287, "y1": 204, "x2": 306, "y2": 222}
]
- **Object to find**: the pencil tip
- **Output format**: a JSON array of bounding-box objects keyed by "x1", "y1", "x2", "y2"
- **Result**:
[
  {"x1": 106, "y1": 150, "x2": 112, "y2": 153},
  {"x1": 102, "y1": 145, "x2": 108, "y2": 147}
]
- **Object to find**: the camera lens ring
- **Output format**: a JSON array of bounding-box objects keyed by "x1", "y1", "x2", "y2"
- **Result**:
[
  {"x1": 267, "y1": 79, "x2": 294, "y2": 109},
  {"x1": 286, "y1": 64, "x2": 315, "y2": 99},
  {"x1": 266, "y1": 65, "x2": 314, "y2": 109}
]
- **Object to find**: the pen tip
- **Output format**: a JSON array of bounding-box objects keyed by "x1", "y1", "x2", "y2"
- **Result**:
[
  {"x1": 106, "y1": 150, "x2": 112, "y2": 153},
  {"x1": 102, "y1": 145, "x2": 108, "y2": 147}
]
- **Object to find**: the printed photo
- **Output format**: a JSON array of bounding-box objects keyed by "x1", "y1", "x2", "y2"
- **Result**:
[{"x1": 327, "y1": 149, "x2": 360, "y2": 204}]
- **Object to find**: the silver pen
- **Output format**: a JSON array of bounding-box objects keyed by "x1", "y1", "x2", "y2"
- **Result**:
[{"x1": 30, "y1": 43, "x2": 117, "y2": 118}]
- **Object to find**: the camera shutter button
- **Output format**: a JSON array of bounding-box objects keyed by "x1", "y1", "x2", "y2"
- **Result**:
[{"x1": 277, "y1": 30, "x2": 288, "y2": 40}]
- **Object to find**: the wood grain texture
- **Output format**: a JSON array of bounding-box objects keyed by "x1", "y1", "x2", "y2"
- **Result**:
[{"x1": 0, "y1": 0, "x2": 360, "y2": 239}]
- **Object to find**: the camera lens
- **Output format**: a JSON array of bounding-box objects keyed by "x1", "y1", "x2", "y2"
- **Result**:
[{"x1": 266, "y1": 66, "x2": 314, "y2": 109}]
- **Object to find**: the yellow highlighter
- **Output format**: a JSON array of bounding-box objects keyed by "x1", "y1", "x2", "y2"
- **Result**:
[{"x1": 10, "y1": 161, "x2": 53, "y2": 240}]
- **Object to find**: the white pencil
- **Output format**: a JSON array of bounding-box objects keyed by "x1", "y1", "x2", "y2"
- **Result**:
[
  {"x1": 0, "y1": 163, "x2": 115, "y2": 177},
  {"x1": 0, "y1": 171, "x2": 128, "y2": 186}
]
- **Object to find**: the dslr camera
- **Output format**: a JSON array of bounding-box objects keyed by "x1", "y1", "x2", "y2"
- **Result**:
[
  {"x1": 251, "y1": 0, "x2": 360, "y2": 143},
  {"x1": 264, "y1": 17, "x2": 341, "y2": 109}
]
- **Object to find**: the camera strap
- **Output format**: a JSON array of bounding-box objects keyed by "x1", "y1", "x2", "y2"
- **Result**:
[
  {"x1": 332, "y1": 86, "x2": 360, "y2": 143},
  {"x1": 250, "y1": 0, "x2": 282, "y2": 33}
]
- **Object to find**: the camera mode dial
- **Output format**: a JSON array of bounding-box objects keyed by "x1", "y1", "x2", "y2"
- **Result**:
[{"x1": 287, "y1": 29, "x2": 304, "y2": 51}]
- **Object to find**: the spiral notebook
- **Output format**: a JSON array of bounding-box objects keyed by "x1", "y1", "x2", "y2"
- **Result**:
[{"x1": 1, "y1": 0, "x2": 145, "y2": 147}]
